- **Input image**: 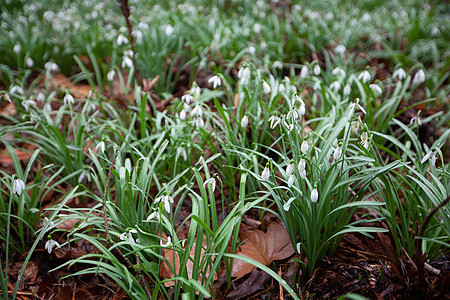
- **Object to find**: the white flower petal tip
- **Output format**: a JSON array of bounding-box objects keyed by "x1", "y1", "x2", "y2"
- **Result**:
[{"x1": 160, "y1": 236, "x2": 172, "y2": 248}]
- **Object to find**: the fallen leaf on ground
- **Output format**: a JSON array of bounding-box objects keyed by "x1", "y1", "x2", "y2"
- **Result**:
[{"x1": 232, "y1": 222, "x2": 295, "y2": 279}]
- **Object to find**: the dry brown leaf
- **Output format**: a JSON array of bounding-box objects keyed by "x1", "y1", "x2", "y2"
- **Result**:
[
  {"x1": 160, "y1": 236, "x2": 217, "y2": 288},
  {"x1": 232, "y1": 222, "x2": 295, "y2": 279},
  {"x1": 0, "y1": 148, "x2": 33, "y2": 166},
  {"x1": 43, "y1": 73, "x2": 95, "y2": 98}
]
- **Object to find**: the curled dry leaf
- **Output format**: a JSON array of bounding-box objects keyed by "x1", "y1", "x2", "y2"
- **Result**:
[{"x1": 232, "y1": 222, "x2": 295, "y2": 279}]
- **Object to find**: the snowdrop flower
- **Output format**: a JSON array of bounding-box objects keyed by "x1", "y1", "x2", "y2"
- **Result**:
[
  {"x1": 421, "y1": 148, "x2": 439, "y2": 166},
  {"x1": 311, "y1": 186, "x2": 318, "y2": 203},
  {"x1": 241, "y1": 115, "x2": 249, "y2": 128},
  {"x1": 393, "y1": 68, "x2": 406, "y2": 80},
  {"x1": 409, "y1": 115, "x2": 422, "y2": 126},
  {"x1": 181, "y1": 94, "x2": 194, "y2": 104},
  {"x1": 194, "y1": 117, "x2": 205, "y2": 128},
  {"x1": 10, "y1": 86, "x2": 24, "y2": 95},
  {"x1": 13, "y1": 179, "x2": 25, "y2": 196},
  {"x1": 117, "y1": 34, "x2": 128, "y2": 45},
  {"x1": 64, "y1": 93, "x2": 74, "y2": 105},
  {"x1": 279, "y1": 83, "x2": 285, "y2": 93},
  {"x1": 286, "y1": 161, "x2": 294, "y2": 177},
  {"x1": 262, "y1": 81, "x2": 271, "y2": 94},
  {"x1": 26, "y1": 57, "x2": 34, "y2": 68},
  {"x1": 273, "y1": 61, "x2": 283, "y2": 69},
  {"x1": 253, "y1": 23, "x2": 262, "y2": 34},
  {"x1": 122, "y1": 56, "x2": 133, "y2": 68},
  {"x1": 261, "y1": 165, "x2": 270, "y2": 181},
  {"x1": 160, "y1": 236, "x2": 172, "y2": 247},
  {"x1": 358, "y1": 70, "x2": 371, "y2": 83},
  {"x1": 22, "y1": 99, "x2": 36, "y2": 111},
  {"x1": 369, "y1": 84, "x2": 382, "y2": 95},
  {"x1": 44, "y1": 61, "x2": 59, "y2": 73},
  {"x1": 360, "y1": 132, "x2": 370, "y2": 149},
  {"x1": 13, "y1": 43, "x2": 21, "y2": 54},
  {"x1": 191, "y1": 85, "x2": 201, "y2": 98},
  {"x1": 120, "y1": 229, "x2": 138, "y2": 246},
  {"x1": 299, "y1": 169, "x2": 306, "y2": 179},
  {"x1": 36, "y1": 92, "x2": 45, "y2": 102},
  {"x1": 43, "y1": 217, "x2": 55, "y2": 229},
  {"x1": 313, "y1": 64, "x2": 321, "y2": 75},
  {"x1": 177, "y1": 147, "x2": 187, "y2": 161},
  {"x1": 179, "y1": 109, "x2": 187, "y2": 120},
  {"x1": 154, "y1": 194, "x2": 174, "y2": 213},
  {"x1": 288, "y1": 175, "x2": 295, "y2": 188},
  {"x1": 107, "y1": 70, "x2": 115, "y2": 81},
  {"x1": 192, "y1": 105, "x2": 203, "y2": 117},
  {"x1": 95, "y1": 141, "x2": 106, "y2": 154},
  {"x1": 204, "y1": 177, "x2": 216, "y2": 193},
  {"x1": 208, "y1": 75, "x2": 221, "y2": 89},
  {"x1": 412, "y1": 69, "x2": 425, "y2": 85},
  {"x1": 300, "y1": 65, "x2": 308, "y2": 78},
  {"x1": 431, "y1": 26, "x2": 440, "y2": 36},
  {"x1": 333, "y1": 144, "x2": 342, "y2": 160},
  {"x1": 247, "y1": 46, "x2": 256, "y2": 55},
  {"x1": 350, "y1": 98, "x2": 367, "y2": 115},
  {"x1": 164, "y1": 24, "x2": 174, "y2": 36},
  {"x1": 330, "y1": 81, "x2": 341, "y2": 92},
  {"x1": 335, "y1": 45, "x2": 346, "y2": 54},
  {"x1": 298, "y1": 159, "x2": 306, "y2": 173},
  {"x1": 238, "y1": 67, "x2": 251, "y2": 85},
  {"x1": 361, "y1": 13, "x2": 371, "y2": 22},
  {"x1": 119, "y1": 167, "x2": 126, "y2": 181},
  {"x1": 146, "y1": 210, "x2": 160, "y2": 222},
  {"x1": 268, "y1": 115, "x2": 280, "y2": 129},
  {"x1": 78, "y1": 169, "x2": 91, "y2": 183},
  {"x1": 45, "y1": 236, "x2": 61, "y2": 254},
  {"x1": 301, "y1": 139, "x2": 310, "y2": 154},
  {"x1": 332, "y1": 67, "x2": 346, "y2": 78},
  {"x1": 343, "y1": 84, "x2": 351, "y2": 96}
]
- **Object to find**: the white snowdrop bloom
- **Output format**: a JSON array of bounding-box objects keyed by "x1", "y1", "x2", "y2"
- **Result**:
[
  {"x1": 268, "y1": 115, "x2": 280, "y2": 129},
  {"x1": 311, "y1": 188, "x2": 318, "y2": 203},
  {"x1": 22, "y1": 99, "x2": 36, "y2": 111},
  {"x1": 253, "y1": 23, "x2": 262, "y2": 34},
  {"x1": 119, "y1": 167, "x2": 126, "y2": 181},
  {"x1": 204, "y1": 177, "x2": 216, "y2": 193},
  {"x1": 300, "y1": 65, "x2": 308, "y2": 78},
  {"x1": 116, "y1": 34, "x2": 128, "y2": 46},
  {"x1": 155, "y1": 194, "x2": 174, "y2": 213},
  {"x1": 299, "y1": 169, "x2": 306, "y2": 179},
  {"x1": 45, "y1": 238, "x2": 61, "y2": 254},
  {"x1": 122, "y1": 56, "x2": 133, "y2": 68},
  {"x1": 360, "y1": 132, "x2": 370, "y2": 149},
  {"x1": 298, "y1": 159, "x2": 306, "y2": 172},
  {"x1": 195, "y1": 117, "x2": 205, "y2": 128},
  {"x1": 261, "y1": 166, "x2": 270, "y2": 181},
  {"x1": 260, "y1": 41, "x2": 267, "y2": 49},
  {"x1": 369, "y1": 84, "x2": 382, "y2": 95},
  {"x1": 13, "y1": 179, "x2": 25, "y2": 196},
  {"x1": 177, "y1": 147, "x2": 187, "y2": 161},
  {"x1": 263, "y1": 81, "x2": 271, "y2": 94},
  {"x1": 330, "y1": 81, "x2": 341, "y2": 92},
  {"x1": 335, "y1": 45, "x2": 346, "y2": 54},
  {"x1": 350, "y1": 98, "x2": 367, "y2": 115},
  {"x1": 120, "y1": 229, "x2": 138, "y2": 246},
  {"x1": 43, "y1": 103, "x2": 52, "y2": 112},
  {"x1": 191, "y1": 85, "x2": 201, "y2": 97},
  {"x1": 78, "y1": 169, "x2": 91, "y2": 183},
  {"x1": 95, "y1": 141, "x2": 106, "y2": 154},
  {"x1": 279, "y1": 83, "x2": 285, "y2": 93},
  {"x1": 13, "y1": 43, "x2": 21, "y2": 54},
  {"x1": 10, "y1": 85, "x2": 24, "y2": 95},
  {"x1": 286, "y1": 162, "x2": 294, "y2": 177},
  {"x1": 361, "y1": 13, "x2": 371, "y2": 22},
  {"x1": 273, "y1": 61, "x2": 283, "y2": 69},
  {"x1": 409, "y1": 115, "x2": 422, "y2": 126},
  {"x1": 164, "y1": 24, "x2": 174, "y2": 36},
  {"x1": 393, "y1": 68, "x2": 406, "y2": 80},
  {"x1": 247, "y1": 45, "x2": 256, "y2": 55},
  {"x1": 288, "y1": 175, "x2": 295, "y2": 188},
  {"x1": 333, "y1": 145, "x2": 342, "y2": 160},
  {"x1": 332, "y1": 67, "x2": 346, "y2": 78},
  {"x1": 313, "y1": 64, "x2": 321, "y2": 75},
  {"x1": 208, "y1": 75, "x2": 221, "y2": 89},
  {"x1": 64, "y1": 93, "x2": 74, "y2": 105},
  {"x1": 343, "y1": 84, "x2": 351, "y2": 96},
  {"x1": 301, "y1": 140, "x2": 309, "y2": 153},
  {"x1": 160, "y1": 236, "x2": 172, "y2": 247},
  {"x1": 181, "y1": 94, "x2": 194, "y2": 104},
  {"x1": 192, "y1": 105, "x2": 203, "y2": 117},
  {"x1": 325, "y1": 12, "x2": 334, "y2": 20},
  {"x1": 431, "y1": 26, "x2": 440, "y2": 36},
  {"x1": 179, "y1": 109, "x2": 187, "y2": 120},
  {"x1": 107, "y1": 70, "x2": 115, "y2": 81},
  {"x1": 146, "y1": 211, "x2": 160, "y2": 222},
  {"x1": 26, "y1": 57, "x2": 34, "y2": 68},
  {"x1": 358, "y1": 70, "x2": 371, "y2": 83},
  {"x1": 421, "y1": 149, "x2": 439, "y2": 166},
  {"x1": 37, "y1": 92, "x2": 45, "y2": 102},
  {"x1": 43, "y1": 217, "x2": 55, "y2": 229},
  {"x1": 44, "y1": 61, "x2": 59, "y2": 73},
  {"x1": 412, "y1": 70, "x2": 425, "y2": 85},
  {"x1": 238, "y1": 67, "x2": 251, "y2": 85},
  {"x1": 241, "y1": 115, "x2": 249, "y2": 128}
]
